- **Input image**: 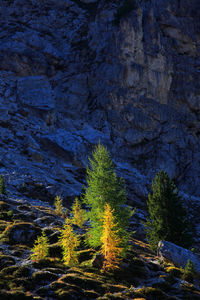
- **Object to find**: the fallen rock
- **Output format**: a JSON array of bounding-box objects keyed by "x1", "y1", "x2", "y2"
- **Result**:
[
  {"x1": 92, "y1": 253, "x2": 104, "y2": 269},
  {"x1": 158, "y1": 241, "x2": 200, "y2": 273}
]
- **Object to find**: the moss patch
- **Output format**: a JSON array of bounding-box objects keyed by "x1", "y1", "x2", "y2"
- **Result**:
[
  {"x1": 13, "y1": 266, "x2": 32, "y2": 278},
  {"x1": 0, "y1": 289, "x2": 35, "y2": 299},
  {"x1": 11, "y1": 278, "x2": 34, "y2": 290},
  {"x1": 0, "y1": 201, "x2": 10, "y2": 211},
  {"x1": 0, "y1": 265, "x2": 18, "y2": 276},
  {"x1": 102, "y1": 283, "x2": 127, "y2": 293},
  {"x1": 32, "y1": 257, "x2": 66, "y2": 269},
  {"x1": 83, "y1": 289, "x2": 100, "y2": 298},
  {"x1": 60, "y1": 273, "x2": 105, "y2": 292},
  {"x1": 0, "y1": 254, "x2": 15, "y2": 269},
  {"x1": 134, "y1": 286, "x2": 167, "y2": 299},
  {"x1": 165, "y1": 266, "x2": 183, "y2": 278},
  {"x1": 0, "y1": 221, "x2": 11, "y2": 232},
  {"x1": 32, "y1": 270, "x2": 59, "y2": 283},
  {"x1": 55, "y1": 288, "x2": 82, "y2": 299}
]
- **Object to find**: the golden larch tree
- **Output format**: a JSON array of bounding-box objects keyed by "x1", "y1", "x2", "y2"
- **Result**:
[
  {"x1": 59, "y1": 217, "x2": 80, "y2": 266},
  {"x1": 54, "y1": 195, "x2": 64, "y2": 216},
  {"x1": 30, "y1": 232, "x2": 49, "y2": 262},
  {"x1": 72, "y1": 197, "x2": 85, "y2": 228},
  {"x1": 101, "y1": 203, "x2": 123, "y2": 272}
]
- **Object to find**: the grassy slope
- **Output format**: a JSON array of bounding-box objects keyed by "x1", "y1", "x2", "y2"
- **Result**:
[{"x1": 0, "y1": 195, "x2": 199, "y2": 300}]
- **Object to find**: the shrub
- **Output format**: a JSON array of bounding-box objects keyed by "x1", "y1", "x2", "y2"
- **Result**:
[
  {"x1": 59, "y1": 218, "x2": 80, "y2": 266},
  {"x1": 54, "y1": 195, "x2": 64, "y2": 216},
  {"x1": 7, "y1": 210, "x2": 13, "y2": 217},
  {"x1": 144, "y1": 170, "x2": 192, "y2": 251},
  {"x1": 30, "y1": 232, "x2": 49, "y2": 262}
]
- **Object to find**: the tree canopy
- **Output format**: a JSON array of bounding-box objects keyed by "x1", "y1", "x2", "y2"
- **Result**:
[
  {"x1": 145, "y1": 170, "x2": 191, "y2": 251},
  {"x1": 83, "y1": 144, "x2": 132, "y2": 249}
]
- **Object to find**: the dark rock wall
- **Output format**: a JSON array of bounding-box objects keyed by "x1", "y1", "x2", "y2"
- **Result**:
[{"x1": 0, "y1": 0, "x2": 199, "y2": 201}]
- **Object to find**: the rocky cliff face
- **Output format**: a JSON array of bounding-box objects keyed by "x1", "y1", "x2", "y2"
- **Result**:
[{"x1": 0, "y1": 0, "x2": 199, "y2": 208}]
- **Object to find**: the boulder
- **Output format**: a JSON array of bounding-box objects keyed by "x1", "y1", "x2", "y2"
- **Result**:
[
  {"x1": 92, "y1": 253, "x2": 104, "y2": 269},
  {"x1": 158, "y1": 241, "x2": 200, "y2": 273}
]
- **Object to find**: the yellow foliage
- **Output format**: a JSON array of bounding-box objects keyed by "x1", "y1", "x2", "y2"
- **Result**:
[
  {"x1": 30, "y1": 232, "x2": 49, "y2": 262},
  {"x1": 101, "y1": 203, "x2": 122, "y2": 272},
  {"x1": 54, "y1": 195, "x2": 64, "y2": 216},
  {"x1": 72, "y1": 198, "x2": 85, "y2": 228},
  {"x1": 59, "y1": 218, "x2": 80, "y2": 266}
]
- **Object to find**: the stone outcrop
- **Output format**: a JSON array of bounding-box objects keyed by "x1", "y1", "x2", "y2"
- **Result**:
[
  {"x1": 158, "y1": 240, "x2": 200, "y2": 273},
  {"x1": 0, "y1": 0, "x2": 199, "y2": 219}
]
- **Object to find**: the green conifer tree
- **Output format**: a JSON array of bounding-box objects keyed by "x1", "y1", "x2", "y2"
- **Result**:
[
  {"x1": 145, "y1": 170, "x2": 191, "y2": 251},
  {"x1": 182, "y1": 259, "x2": 196, "y2": 282},
  {"x1": 83, "y1": 143, "x2": 133, "y2": 249},
  {"x1": 0, "y1": 175, "x2": 7, "y2": 195}
]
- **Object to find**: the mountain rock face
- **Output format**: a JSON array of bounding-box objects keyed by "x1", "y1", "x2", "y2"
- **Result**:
[{"x1": 0, "y1": 0, "x2": 199, "y2": 211}]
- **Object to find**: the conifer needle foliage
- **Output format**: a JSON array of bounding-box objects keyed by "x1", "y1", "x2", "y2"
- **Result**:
[
  {"x1": 83, "y1": 144, "x2": 133, "y2": 249},
  {"x1": 145, "y1": 170, "x2": 191, "y2": 251},
  {"x1": 59, "y1": 218, "x2": 80, "y2": 266},
  {"x1": 54, "y1": 195, "x2": 64, "y2": 216},
  {"x1": 72, "y1": 197, "x2": 86, "y2": 228},
  {"x1": 182, "y1": 259, "x2": 196, "y2": 282},
  {"x1": 101, "y1": 203, "x2": 122, "y2": 272},
  {"x1": 30, "y1": 232, "x2": 49, "y2": 262}
]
